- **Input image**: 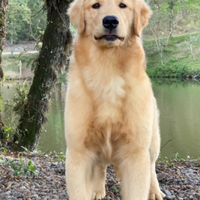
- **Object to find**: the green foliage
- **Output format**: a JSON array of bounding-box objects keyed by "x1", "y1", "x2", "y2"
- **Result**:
[
  {"x1": 6, "y1": 0, "x2": 46, "y2": 43},
  {"x1": 171, "y1": 153, "x2": 185, "y2": 162},
  {"x1": 144, "y1": 0, "x2": 200, "y2": 68},
  {"x1": 56, "y1": 152, "x2": 66, "y2": 160},
  {"x1": 57, "y1": 72, "x2": 67, "y2": 85},
  {"x1": 2, "y1": 81, "x2": 31, "y2": 143},
  {"x1": 145, "y1": 33, "x2": 200, "y2": 78},
  {"x1": 3, "y1": 125, "x2": 14, "y2": 141},
  {"x1": 145, "y1": 0, "x2": 200, "y2": 37},
  {"x1": 6, "y1": 157, "x2": 39, "y2": 176},
  {"x1": 13, "y1": 81, "x2": 29, "y2": 115},
  {"x1": 49, "y1": 151, "x2": 66, "y2": 163},
  {"x1": 0, "y1": 154, "x2": 38, "y2": 177},
  {"x1": 69, "y1": 23, "x2": 76, "y2": 37},
  {"x1": 158, "y1": 152, "x2": 186, "y2": 163},
  {"x1": 146, "y1": 65, "x2": 200, "y2": 78},
  {"x1": 0, "y1": 147, "x2": 8, "y2": 154},
  {"x1": 21, "y1": 146, "x2": 31, "y2": 154},
  {"x1": 113, "y1": 186, "x2": 119, "y2": 193}
]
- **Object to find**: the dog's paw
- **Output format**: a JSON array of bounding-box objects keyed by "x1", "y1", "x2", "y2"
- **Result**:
[
  {"x1": 149, "y1": 190, "x2": 166, "y2": 200},
  {"x1": 92, "y1": 189, "x2": 106, "y2": 200}
]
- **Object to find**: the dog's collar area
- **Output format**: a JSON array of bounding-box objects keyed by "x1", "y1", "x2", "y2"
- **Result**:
[{"x1": 94, "y1": 35, "x2": 124, "y2": 42}]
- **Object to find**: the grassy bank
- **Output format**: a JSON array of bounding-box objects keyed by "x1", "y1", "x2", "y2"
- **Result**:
[{"x1": 144, "y1": 33, "x2": 200, "y2": 78}]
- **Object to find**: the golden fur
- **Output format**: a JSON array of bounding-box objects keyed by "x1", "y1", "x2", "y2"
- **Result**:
[{"x1": 65, "y1": 0, "x2": 165, "y2": 199}]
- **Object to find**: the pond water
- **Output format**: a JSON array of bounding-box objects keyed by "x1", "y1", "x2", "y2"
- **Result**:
[
  {"x1": 152, "y1": 80, "x2": 200, "y2": 159},
  {"x1": 2, "y1": 80, "x2": 200, "y2": 159}
]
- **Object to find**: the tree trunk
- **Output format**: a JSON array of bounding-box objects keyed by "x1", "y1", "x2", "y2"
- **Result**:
[
  {"x1": 166, "y1": 1, "x2": 176, "y2": 48},
  {"x1": 0, "y1": 0, "x2": 8, "y2": 146},
  {"x1": 0, "y1": 90, "x2": 5, "y2": 146},
  {"x1": 14, "y1": 0, "x2": 72, "y2": 151}
]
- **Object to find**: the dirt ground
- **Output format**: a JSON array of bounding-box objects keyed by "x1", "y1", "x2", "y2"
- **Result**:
[{"x1": 0, "y1": 153, "x2": 199, "y2": 200}]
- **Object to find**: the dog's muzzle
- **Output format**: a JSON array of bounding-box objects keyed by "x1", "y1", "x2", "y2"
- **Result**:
[{"x1": 94, "y1": 15, "x2": 124, "y2": 42}]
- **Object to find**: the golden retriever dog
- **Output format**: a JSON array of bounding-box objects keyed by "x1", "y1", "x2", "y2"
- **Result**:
[{"x1": 65, "y1": 0, "x2": 166, "y2": 199}]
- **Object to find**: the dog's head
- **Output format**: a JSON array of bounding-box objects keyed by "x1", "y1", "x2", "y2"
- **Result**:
[{"x1": 68, "y1": 0, "x2": 151, "y2": 47}]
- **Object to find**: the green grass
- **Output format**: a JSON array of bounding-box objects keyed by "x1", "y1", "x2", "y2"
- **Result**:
[{"x1": 144, "y1": 33, "x2": 200, "y2": 78}]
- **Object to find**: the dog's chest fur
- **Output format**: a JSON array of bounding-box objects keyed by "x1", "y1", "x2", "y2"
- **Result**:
[
  {"x1": 83, "y1": 64, "x2": 127, "y2": 162},
  {"x1": 83, "y1": 65, "x2": 126, "y2": 125}
]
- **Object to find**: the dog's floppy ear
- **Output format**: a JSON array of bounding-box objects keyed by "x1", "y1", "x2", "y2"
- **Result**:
[
  {"x1": 134, "y1": 1, "x2": 152, "y2": 37},
  {"x1": 68, "y1": 0, "x2": 85, "y2": 34}
]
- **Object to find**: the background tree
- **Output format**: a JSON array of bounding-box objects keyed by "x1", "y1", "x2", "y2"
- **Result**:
[
  {"x1": 6, "y1": 0, "x2": 46, "y2": 44},
  {"x1": 13, "y1": 0, "x2": 72, "y2": 151},
  {"x1": 0, "y1": 0, "x2": 8, "y2": 145},
  {"x1": 147, "y1": 0, "x2": 167, "y2": 66},
  {"x1": 165, "y1": 0, "x2": 180, "y2": 47},
  {"x1": 0, "y1": 0, "x2": 8, "y2": 80},
  {"x1": 144, "y1": 0, "x2": 200, "y2": 66},
  {"x1": 27, "y1": 0, "x2": 46, "y2": 41}
]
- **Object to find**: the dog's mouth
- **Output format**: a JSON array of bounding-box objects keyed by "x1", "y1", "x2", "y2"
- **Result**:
[{"x1": 94, "y1": 35, "x2": 124, "y2": 42}]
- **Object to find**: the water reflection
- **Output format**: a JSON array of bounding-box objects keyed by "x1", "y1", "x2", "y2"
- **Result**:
[
  {"x1": 1, "y1": 80, "x2": 200, "y2": 158},
  {"x1": 40, "y1": 84, "x2": 67, "y2": 153},
  {"x1": 152, "y1": 79, "x2": 200, "y2": 159}
]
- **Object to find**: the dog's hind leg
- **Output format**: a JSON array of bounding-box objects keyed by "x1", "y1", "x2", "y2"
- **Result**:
[
  {"x1": 66, "y1": 150, "x2": 93, "y2": 200},
  {"x1": 92, "y1": 165, "x2": 107, "y2": 200},
  {"x1": 149, "y1": 108, "x2": 166, "y2": 200},
  {"x1": 114, "y1": 165, "x2": 121, "y2": 181},
  {"x1": 149, "y1": 162, "x2": 165, "y2": 200}
]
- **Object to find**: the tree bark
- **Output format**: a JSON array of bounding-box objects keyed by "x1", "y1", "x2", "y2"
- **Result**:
[
  {"x1": 14, "y1": 0, "x2": 72, "y2": 151},
  {"x1": 0, "y1": 0, "x2": 8, "y2": 146}
]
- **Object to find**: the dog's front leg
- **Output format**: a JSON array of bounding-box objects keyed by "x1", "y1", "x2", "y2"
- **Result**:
[
  {"x1": 66, "y1": 150, "x2": 93, "y2": 200},
  {"x1": 120, "y1": 151, "x2": 151, "y2": 200}
]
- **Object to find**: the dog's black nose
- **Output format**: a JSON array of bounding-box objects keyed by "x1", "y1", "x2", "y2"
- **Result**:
[{"x1": 103, "y1": 16, "x2": 119, "y2": 30}]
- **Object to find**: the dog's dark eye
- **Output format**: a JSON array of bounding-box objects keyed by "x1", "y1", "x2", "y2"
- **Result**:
[
  {"x1": 119, "y1": 3, "x2": 127, "y2": 8},
  {"x1": 92, "y1": 3, "x2": 101, "y2": 9}
]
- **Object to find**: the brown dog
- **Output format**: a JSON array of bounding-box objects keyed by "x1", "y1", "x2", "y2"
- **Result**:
[{"x1": 65, "y1": 0, "x2": 165, "y2": 199}]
